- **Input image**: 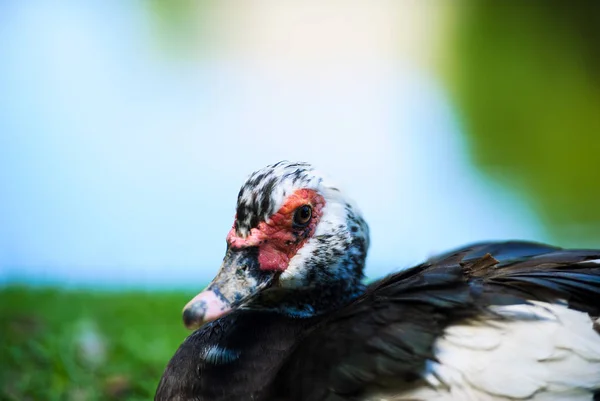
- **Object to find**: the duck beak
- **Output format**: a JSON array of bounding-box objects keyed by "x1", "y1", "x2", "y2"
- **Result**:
[{"x1": 182, "y1": 246, "x2": 276, "y2": 330}]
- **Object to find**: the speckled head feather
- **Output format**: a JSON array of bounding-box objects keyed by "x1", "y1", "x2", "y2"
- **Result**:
[
  {"x1": 229, "y1": 161, "x2": 371, "y2": 316},
  {"x1": 234, "y1": 161, "x2": 370, "y2": 305},
  {"x1": 235, "y1": 161, "x2": 322, "y2": 237}
]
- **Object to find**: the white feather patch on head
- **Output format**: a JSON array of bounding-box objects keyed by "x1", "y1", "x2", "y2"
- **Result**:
[{"x1": 280, "y1": 188, "x2": 356, "y2": 287}]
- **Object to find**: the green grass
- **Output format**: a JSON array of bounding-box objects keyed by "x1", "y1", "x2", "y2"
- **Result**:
[{"x1": 0, "y1": 286, "x2": 198, "y2": 401}]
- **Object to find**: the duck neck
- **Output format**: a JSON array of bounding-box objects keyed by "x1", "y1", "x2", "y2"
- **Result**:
[
  {"x1": 249, "y1": 252, "x2": 367, "y2": 318},
  {"x1": 261, "y1": 279, "x2": 366, "y2": 318}
]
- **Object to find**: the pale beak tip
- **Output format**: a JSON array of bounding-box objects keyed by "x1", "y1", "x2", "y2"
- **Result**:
[
  {"x1": 182, "y1": 290, "x2": 231, "y2": 330},
  {"x1": 182, "y1": 304, "x2": 204, "y2": 330}
]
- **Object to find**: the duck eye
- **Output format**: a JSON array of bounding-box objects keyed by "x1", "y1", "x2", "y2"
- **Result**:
[{"x1": 293, "y1": 205, "x2": 312, "y2": 227}]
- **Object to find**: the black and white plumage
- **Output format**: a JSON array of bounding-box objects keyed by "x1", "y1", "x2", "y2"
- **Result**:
[{"x1": 156, "y1": 161, "x2": 600, "y2": 401}]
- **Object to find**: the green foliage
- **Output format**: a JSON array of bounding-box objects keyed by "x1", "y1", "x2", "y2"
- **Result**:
[
  {"x1": 448, "y1": 1, "x2": 600, "y2": 246},
  {"x1": 0, "y1": 287, "x2": 195, "y2": 400}
]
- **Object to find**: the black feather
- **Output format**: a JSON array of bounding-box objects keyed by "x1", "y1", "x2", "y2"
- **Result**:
[{"x1": 156, "y1": 241, "x2": 600, "y2": 401}]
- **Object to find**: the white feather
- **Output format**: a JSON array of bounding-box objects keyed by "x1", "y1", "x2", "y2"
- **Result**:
[{"x1": 366, "y1": 302, "x2": 600, "y2": 401}]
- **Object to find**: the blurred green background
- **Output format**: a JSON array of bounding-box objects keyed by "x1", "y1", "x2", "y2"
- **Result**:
[
  {"x1": 448, "y1": 1, "x2": 600, "y2": 247},
  {"x1": 1, "y1": 2, "x2": 599, "y2": 400},
  {"x1": 0, "y1": 288, "x2": 190, "y2": 401}
]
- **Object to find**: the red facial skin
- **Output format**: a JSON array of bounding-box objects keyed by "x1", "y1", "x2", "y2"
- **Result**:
[{"x1": 226, "y1": 189, "x2": 325, "y2": 271}]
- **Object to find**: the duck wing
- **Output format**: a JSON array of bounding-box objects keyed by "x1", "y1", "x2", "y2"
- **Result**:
[{"x1": 275, "y1": 241, "x2": 600, "y2": 401}]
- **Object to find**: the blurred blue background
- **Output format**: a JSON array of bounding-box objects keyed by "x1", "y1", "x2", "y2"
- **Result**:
[
  {"x1": 1, "y1": 2, "x2": 599, "y2": 399},
  {"x1": 0, "y1": 1, "x2": 548, "y2": 288}
]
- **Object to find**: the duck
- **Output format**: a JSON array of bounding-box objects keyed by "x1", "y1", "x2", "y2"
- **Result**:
[{"x1": 155, "y1": 161, "x2": 600, "y2": 401}]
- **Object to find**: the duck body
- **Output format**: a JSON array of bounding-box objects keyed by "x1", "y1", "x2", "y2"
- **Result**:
[{"x1": 156, "y1": 162, "x2": 600, "y2": 401}]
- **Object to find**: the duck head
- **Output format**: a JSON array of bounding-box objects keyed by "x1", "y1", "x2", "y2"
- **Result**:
[{"x1": 183, "y1": 161, "x2": 370, "y2": 329}]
